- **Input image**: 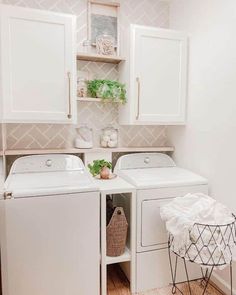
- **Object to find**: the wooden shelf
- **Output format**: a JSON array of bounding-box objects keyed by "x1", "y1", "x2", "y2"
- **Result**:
[
  {"x1": 106, "y1": 247, "x2": 131, "y2": 265},
  {"x1": 89, "y1": 0, "x2": 120, "y2": 7},
  {"x1": 77, "y1": 97, "x2": 120, "y2": 103},
  {"x1": 77, "y1": 52, "x2": 125, "y2": 64},
  {"x1": 4, "y1": 146, "x2": 174, "y2": 156}
]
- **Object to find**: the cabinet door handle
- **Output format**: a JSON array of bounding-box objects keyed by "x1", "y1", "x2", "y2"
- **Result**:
[
  {"x1": 136, "y1": 77, "x2": 140, "y2": 120},
  {"x1": 67, "y1": 72, "x2": 72, "y2": 119}
]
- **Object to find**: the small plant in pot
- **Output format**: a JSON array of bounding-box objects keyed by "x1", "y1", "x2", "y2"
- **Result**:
[
  {"x1": 88, "y1": 159, "x2": 112, "y2": 179},
  {"x1": 87, "y1": 79, "x2": 126, "y2": 104}
]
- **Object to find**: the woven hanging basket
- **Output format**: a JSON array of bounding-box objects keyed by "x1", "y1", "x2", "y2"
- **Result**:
[{"x1": 106, "y1": 207, "x2": 128, "y2": 257}]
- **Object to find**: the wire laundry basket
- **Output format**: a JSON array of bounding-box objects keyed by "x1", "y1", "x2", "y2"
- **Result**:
[{"x1": 168, "y1": 214, "x2": 236, "y2": 295}]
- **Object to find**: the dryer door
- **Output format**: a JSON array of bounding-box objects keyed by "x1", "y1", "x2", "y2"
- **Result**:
[
  {"x1": 141, "y1": 198, "x2": 171, "y2": 249},
  {"x1": 137, "y1": 185, "x2": 208, "y2": 253}
]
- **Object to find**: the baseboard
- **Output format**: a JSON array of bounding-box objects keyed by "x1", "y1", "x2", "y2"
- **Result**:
[{"x1": 211, "y1": 273, "x2": 236, "y2": 295}]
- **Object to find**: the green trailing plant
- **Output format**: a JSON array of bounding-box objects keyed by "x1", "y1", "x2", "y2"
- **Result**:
[
  {"x1": 87, "y1": 79, "x2": 126, "y2": 104},
  {"x1": 88, "y1": 159, "x2": 112, "y2": 177}
]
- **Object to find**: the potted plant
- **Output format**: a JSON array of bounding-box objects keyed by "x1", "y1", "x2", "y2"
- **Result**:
[
  {"x1": 88, "y1": 159, "x2": 112, "y2": 179},
  {"x1": 87, "y1": 79, "x2": 126, "y2": 104}
]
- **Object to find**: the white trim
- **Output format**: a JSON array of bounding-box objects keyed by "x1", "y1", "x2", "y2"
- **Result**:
[{"x1": 212, "y1": 272, "x2": 236, "y2": 295}]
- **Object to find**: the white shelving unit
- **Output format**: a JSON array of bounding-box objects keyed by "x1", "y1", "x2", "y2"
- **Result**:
[{"x1": 95, "y1": 177, "x2": 136, "y2": 295}]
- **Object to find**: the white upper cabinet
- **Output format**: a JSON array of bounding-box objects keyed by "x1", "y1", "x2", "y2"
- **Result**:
[
  {"x1": 119, "y1": 25, "x2": 188, "y2": 125},
  {"x1": 0, "y1": 5, "x2": 76, "y2": 123}
]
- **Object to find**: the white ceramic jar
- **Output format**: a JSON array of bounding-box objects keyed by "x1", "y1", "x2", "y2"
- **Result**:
[
  {"x1": 75, "y1": 124, "x2": 93, "y2": 149},
  {"x1": 100, "y1": 126, "x2": 118, "y2": 148}
]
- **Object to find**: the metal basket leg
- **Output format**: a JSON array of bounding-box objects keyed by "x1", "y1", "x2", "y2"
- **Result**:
[
  {"x1": 183, "y1": 258, "x2": 192, "y2": 295},
  {"x1": 183, "y1": 260, "x2": 214, "y2": 295},
  {"x1": 168, "y1": 246, "x2": 184, "y2": 295},
  {"x1": 201, "y1": 261, "x2": 232, "y2": 295},
  {"x1": 201, "y1": 266, "x2": 214, "y2": 295},
  {"x1": 230, "y1": 260, "x2": 233, "y2": 295}
]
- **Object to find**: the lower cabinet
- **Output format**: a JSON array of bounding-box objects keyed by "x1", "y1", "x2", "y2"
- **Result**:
[{"x1": 0, "y1": 192, "x2": 100, "y2": 295}]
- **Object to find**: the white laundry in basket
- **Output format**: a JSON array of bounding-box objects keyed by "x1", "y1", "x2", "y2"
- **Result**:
[{"x1": 160, "y1": 193, "x2": 236, "y2": 267}]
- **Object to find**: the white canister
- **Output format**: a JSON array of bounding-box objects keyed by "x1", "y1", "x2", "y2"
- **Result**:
[{"x1": 75, "y1": 125, "x2": 93, "y2": 149}]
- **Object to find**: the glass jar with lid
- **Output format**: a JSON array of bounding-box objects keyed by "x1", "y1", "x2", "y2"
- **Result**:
[
  {"x1": 77, "y1": 78, "x2": 87, "y2": 98},
  {"x1": 96, "y1": 34, "x2": 115, "y2": 56},
  {"x1": 100, "y1": 125, "x2": 118, "y2": 148}
]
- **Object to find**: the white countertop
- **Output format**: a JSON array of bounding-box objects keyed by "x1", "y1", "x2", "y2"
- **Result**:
[{"x1": 94, "y1": 176, "x2": 135, "y2": 194}]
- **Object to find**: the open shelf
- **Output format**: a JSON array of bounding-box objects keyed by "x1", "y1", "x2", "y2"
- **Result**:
[
  {"x1": 77, "y1": 52, "x2": 125, "y2": 64},
  {"x1": 100, "y1": 186, "x2": 135, "y2": 294},
  {"x1": 106, "y1": 247, "x2": 131, "y2": 265},
  {"x1": 107, "y1": 265, "x2": 130, "y2": 294},
  {"x1": 77, "y1": 97, "x2": 120, "y2": 103},
  {"x1": 4, "y1": 146, "x2": 174, "y2": 156}
]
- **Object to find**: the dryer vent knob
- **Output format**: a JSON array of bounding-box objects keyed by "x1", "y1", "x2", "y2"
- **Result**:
[
  {"x1": 144, "y1": 157, "x2": 150, "y2": 164},
  {"x1": 46, "y1": 159, "x2": 52, "y2": 167}
]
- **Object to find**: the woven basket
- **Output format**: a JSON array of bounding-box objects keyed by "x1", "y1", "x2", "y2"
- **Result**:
[{"x1": 106, "y1": 207, "x2": 128, "y2": 257}]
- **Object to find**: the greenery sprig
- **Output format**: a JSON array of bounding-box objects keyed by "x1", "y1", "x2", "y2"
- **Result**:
[{"x1": 87, "y1": 79, "x2": 126, "y2": 104}]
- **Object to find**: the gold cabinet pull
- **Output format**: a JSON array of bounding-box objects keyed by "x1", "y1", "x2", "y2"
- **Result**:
[
  {"x1": 136, "y1": 77, "x2": 140, "y2": 120},
  {"x1": 67, "y1": 72, "x2": 72, "y2": 119}
]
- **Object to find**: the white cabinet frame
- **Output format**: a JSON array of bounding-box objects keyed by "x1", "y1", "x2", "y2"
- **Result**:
[
  {"x1": 119, "y1": 24, "x2": 188, "y2": 125},
  {"x1": 0, "y1": 5, "x2": 77, "y2": 123},
  {"x1": 97, "y1": 177, "x2": 136, "y2": 295}
]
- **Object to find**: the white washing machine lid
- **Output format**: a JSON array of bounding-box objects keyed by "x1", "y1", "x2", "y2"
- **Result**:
[
  {"x1": 115, "y1": 153, "x2": 208, "y2": 189},
  {"x1": 117, "y1": 167, "x2": 208, "y2": 189},
  {"x1": 5, "y1": 154, "x2": 98, "y2": 198}
]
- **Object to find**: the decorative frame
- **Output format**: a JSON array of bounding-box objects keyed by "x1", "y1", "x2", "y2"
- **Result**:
[{"x1": 87, "y1": 0, "x2": 120, "y2": 55}]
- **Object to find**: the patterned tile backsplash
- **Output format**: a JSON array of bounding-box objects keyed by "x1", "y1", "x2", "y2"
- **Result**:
[{"x1": 1, "y1": 0, "x2": 169, "y2": 149}]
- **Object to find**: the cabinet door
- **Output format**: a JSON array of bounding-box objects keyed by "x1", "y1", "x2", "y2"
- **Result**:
[
  {"x1": 0, "y1": 5, "x2": 76, "y2": 123},
  {"x1": 133, "y1": 25, "x2": 187, "y2": 124},
  {"x1": 0, "y1": 192, "x2": 100, "y2": 295}
]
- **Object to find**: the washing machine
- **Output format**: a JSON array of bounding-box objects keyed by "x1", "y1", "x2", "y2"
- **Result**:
[
  {"x1": 115, "y1": 153, "x2": 208, "y2": 293},
  {"x1": 0, "y1": 154, "x2": 100, "y2": 295}
]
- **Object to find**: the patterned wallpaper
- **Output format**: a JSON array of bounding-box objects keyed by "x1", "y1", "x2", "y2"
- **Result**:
[{"x1": 1, "y1": 0, "x2": 169, "y2": 149}]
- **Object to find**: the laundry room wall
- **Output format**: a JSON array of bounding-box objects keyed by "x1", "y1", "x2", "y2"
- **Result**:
[
  {"x1": 0, "y1": 125, "x2": 2, "y2": 152},
  {"x1": 167, "y1": 0, "x2": 236, "y2": 292},
  {"x1": 0, "y1": 0, "x2": 169, "y2": 149}
]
